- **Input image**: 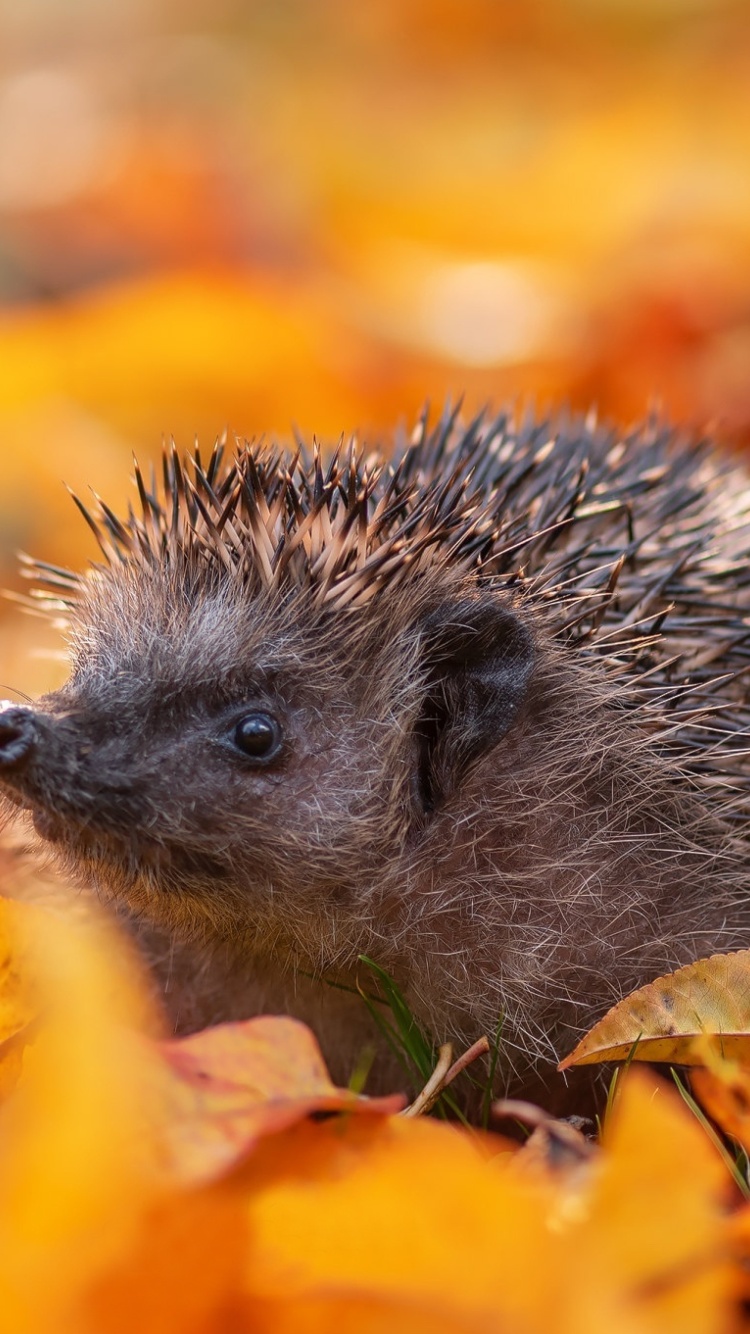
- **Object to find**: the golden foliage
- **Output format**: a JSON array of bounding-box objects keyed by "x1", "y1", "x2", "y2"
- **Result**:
[
  {"x1": 0, "y1": 893, "x2": 746, "y2": 1334},
  {"x1": 2, "y1": 6, "x2": 750, "y2": 1328}
]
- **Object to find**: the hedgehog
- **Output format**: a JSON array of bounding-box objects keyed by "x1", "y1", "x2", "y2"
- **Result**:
[{"x1": 1, "y1": 404, "x2": 750, "y2": 1102}]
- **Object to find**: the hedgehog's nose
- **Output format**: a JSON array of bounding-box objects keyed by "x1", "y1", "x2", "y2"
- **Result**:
[{"x1": 0, "y1": 704, "x2": 38, "y2": 771}]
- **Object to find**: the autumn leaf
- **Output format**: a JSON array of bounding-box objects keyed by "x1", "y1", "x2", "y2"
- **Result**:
[
  {"x1": 0, "y1": 898, "x2": 164, "y2": 1334},
  {"x1": 150, "y1": 1016, "x2": 404, "y2": 1184},
  {"x1": 560, "y1": 951, "x2": 750, "y2": 1071},
  {"x1": 685, "y1": 1036, "x2": 750, "y2": 1157},
  {"x1": 234, "y1": 1070, "x2": 734, "y2": 1334},
  {"x1": 581, "y1": 1071, "x2": 736, "y2": 1333},
  {"x1": 0, "y1": 886, "x2": 742, "y2": 1334},
  {"x1": 0, "y1": 898, "x2": 41, "y2": 1044}
]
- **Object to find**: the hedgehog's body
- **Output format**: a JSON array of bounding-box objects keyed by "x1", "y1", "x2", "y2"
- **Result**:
[{"x1": 2, "y1": 407, "x2": 750, "y2": 1097}]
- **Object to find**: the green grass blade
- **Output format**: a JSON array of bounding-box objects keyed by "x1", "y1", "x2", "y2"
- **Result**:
[{"x1": 358, "y1": 955, "x2": 436, "y2": 1081}]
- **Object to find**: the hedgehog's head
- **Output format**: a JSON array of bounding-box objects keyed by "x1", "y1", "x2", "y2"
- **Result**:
[{"x1": 0, "y1": 440, "x2": 536, "y2": 948}]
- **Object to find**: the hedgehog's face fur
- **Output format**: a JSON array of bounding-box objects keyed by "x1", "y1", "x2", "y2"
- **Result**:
[
  {"x1": 11, "y1": 585, "x2": 426, "y2": 909},
  {"x1": 1, "y1": 558, "x2": 536, "y2": 936}
]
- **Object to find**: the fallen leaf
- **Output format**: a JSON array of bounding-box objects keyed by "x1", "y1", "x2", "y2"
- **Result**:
[
  {"x1": 0, "y1": 886, "x2": 740, "y2": 1334},
  {"x1": 150, "y1": 1016, "x2": 404, "y2": 1184},
  {"x1": 0, "y1": 898, "x2": 41, "y2": 1046},
  {"x1": 82, "y1": 1185, "x2": 251, "y2": 1334},
  {"x1": 560, "y1": 951, "x2": 750, "y2": 1071},
  {"x1": 234, "y1": 1070, "x2": 734, "y2": 1334},
  {"x1": 0, "y1": 895, "x2": 164, "y2": 1334},
  {"x1": 581, "y1": 1071, "x2": 735, "y2": 1334},
  {"x1": 690, "y1": 1040, "x2": 750, "y2": 1152}
]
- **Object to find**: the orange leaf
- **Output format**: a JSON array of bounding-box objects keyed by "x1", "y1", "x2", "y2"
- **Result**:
[
  {"x1": 150, "y1": 1016, "x2": 404, "y2": 1184},
  {"x1": 234, "y1": 1070, "x2": 734, "y2": 1334},
  {"x1": 690, "y1": 1042, "x2": 750, "y2": 1151},
  {"x1": 560, "y1": 950, "x2": 750, "y2": 1071},
  {"x1": 0, "y1": 892, "x2": 736, "y2": 1334},
  {"x1": 82, "y1": 1186, "x2": 250, "y2": 1334},
  {"x1": 0, "y1": 898, "x2": 43, "y2": 1045}
]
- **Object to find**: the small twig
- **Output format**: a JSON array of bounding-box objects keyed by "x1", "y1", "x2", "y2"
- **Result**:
[
  {"x1": 401, "y1": 1035, "x2": 491, "y2": 1118},
  {"x1": 401, "y1": 1043, "x2": 453, "y2": 1117},
  {"x1": 444, "y1": 1035, "x2": 491, "y2": 1086}
]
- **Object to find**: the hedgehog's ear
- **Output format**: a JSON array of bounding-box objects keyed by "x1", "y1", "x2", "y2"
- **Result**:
[{"x1": 414, "y1": 598, "x2": 534, "y2": 812}]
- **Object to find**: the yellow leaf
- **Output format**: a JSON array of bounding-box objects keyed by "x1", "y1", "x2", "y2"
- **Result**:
[
  {"x1": 580, "y1": 1071, "x2": 734, "y2": 1334},
  {"x1": 0, "y1": 894, "x2": 163, "y2": 1334},
  {"x1": 81, "y1": 1186, "x2": 250, "y2": 1334},
  {"x1": 560, "y1": 951, "x2": 750, "y2": 1070}
]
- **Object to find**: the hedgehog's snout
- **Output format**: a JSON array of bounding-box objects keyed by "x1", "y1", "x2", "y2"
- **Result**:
[
  {"x1": 0, "y1": 700, "x2": 145, "y2": 850},
  {"x1": 0, "y1": 703, "x2": 38, "y2": 772},
  {"x1": 0, "y1": 701, "x2": 113, "y2": 811}
]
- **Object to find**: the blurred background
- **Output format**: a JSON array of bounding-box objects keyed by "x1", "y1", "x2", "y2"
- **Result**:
[{"x1": 0, "y1": 0, "x2": 749, "y2": 695}]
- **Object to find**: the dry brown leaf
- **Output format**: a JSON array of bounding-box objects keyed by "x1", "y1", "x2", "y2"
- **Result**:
[{"x1": 560, "y1": 950, "x2": 750, "y2": 1071}]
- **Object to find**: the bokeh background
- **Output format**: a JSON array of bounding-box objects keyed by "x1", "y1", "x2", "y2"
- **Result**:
[{"x1": 0, "y1": 0, "x2": 749, "y2": 695}]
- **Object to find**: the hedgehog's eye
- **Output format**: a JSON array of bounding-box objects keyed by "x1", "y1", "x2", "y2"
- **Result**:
[{"x1": 232, "y1": 712, "x2": 282, "y2": 762}]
